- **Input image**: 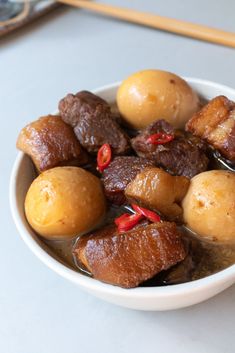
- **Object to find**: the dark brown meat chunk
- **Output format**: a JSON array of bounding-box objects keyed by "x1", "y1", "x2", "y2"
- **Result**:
[
  {"x1": 186, "y1": 95, "x2": 235, "y2": 163},
  {"x1": 131, "y1": 119, "x2": 209, "y2": 178},
  {"x1": 59, "y1": 91, "x2": 130, "y2": 155},
  {"x1": 102, "y1": 156, "x2": 155, "y2": 205},
  {"x1": 16, "y1": 115, "x2": 88, "y2": 172},
  {"x1": 74, "y1": 221, "x2": 186, "y2": 288},
  {"x1": 125, "y1": 167, "x2": 189, "y2": 222}
]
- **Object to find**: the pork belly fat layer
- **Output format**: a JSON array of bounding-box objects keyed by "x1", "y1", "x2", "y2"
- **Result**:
[{"x1": 186, "y1": 95, "x2": 235, "y2": 162}]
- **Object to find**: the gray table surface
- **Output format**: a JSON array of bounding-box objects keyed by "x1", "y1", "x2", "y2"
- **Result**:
[{"x1": 1, "y1": 1, "x2": 235, "y2": 352}]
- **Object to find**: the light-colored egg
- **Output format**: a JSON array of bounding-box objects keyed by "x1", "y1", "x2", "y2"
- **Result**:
[
  {"x1": 25, "y1": 167, "x2": 106, "y2": 240},
  {"x1": 182, "y1": 170, "x2": 235, "y2": 243},
  {"x1": 117, "y1": 69, "x2": 199, "y2": 129}
]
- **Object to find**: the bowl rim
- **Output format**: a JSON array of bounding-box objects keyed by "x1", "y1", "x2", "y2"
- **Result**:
[{"x1": 10, "y1": 77, "x2": 235, "y2": 298}]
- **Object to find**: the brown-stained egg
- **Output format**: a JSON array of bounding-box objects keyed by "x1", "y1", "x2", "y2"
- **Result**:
[
  {"x1": 17, "y1": 115, "x2": 88, "y2": 173},
  {"x1": 182, "y1": 170, "x2": 235, "y2": 243},
  {"x1": 117, "y1": 70, "x2": 200, "y2": 129},
  {"x1": 25, "y1": 167, "x2": 106, "y2": 240}
]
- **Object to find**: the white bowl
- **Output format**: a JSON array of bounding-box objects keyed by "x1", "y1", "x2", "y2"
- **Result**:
[{"x1": 10, "y1": 78, "x2": 235, "y2": 311}]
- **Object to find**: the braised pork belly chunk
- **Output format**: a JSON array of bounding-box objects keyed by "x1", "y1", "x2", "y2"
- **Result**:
[
  {"x1": 125, "y1": 167, "x2": 190, "y2": 222},
  {"x1": 101, "y1": 156, "x2": 155, "y2": 205},
  {"x1": 74, "y1": 221, "x2": 186, "y2": 288},
  {"x1": 186, "y1": 95, "x2": 235, "y2": 163},
  {"x1": 17, "y1": 115, "x2": 88, "y2": 172},
  {"x1": 131, "y1": 119, "x2": 209, "y2": 178},
  {"x1": 59, "y1": 91, "x2": 130, "y2": 155}
]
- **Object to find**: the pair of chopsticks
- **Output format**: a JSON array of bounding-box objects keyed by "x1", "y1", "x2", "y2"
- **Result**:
[{"x1": 58, "y1": 0, "x2": 235, "y2": 48}]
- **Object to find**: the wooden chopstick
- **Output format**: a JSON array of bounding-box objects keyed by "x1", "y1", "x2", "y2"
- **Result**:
[{"x1": 58, "y1": 0, "x2": 235, "y2": 48}]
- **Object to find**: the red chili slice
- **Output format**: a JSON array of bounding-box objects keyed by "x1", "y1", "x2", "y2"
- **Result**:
[
  {"x1": 115, "y1": 213, "x2": 143, "y2": 233},
  {"x1": 132, "y1": 204, "x2": 161, "y2": 223},
  {"x1": 146, "y1": 132, "x2": 174, "y2": 145},
  {"x1": 114, "y1": 213, "x2": 130, "y2": 226},
  {"x1": 97, "y1": 143, "x2": 112, "y2": 172}
]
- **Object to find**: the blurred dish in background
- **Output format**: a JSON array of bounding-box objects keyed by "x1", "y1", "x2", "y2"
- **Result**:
[{"x1": 0, "y1": 0, "x2": 61, "y2": 37}]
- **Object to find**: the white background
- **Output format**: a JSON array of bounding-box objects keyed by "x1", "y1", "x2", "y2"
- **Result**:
[{"x1": 1, "y1": 1, "x2": 235, "y2": 352}]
